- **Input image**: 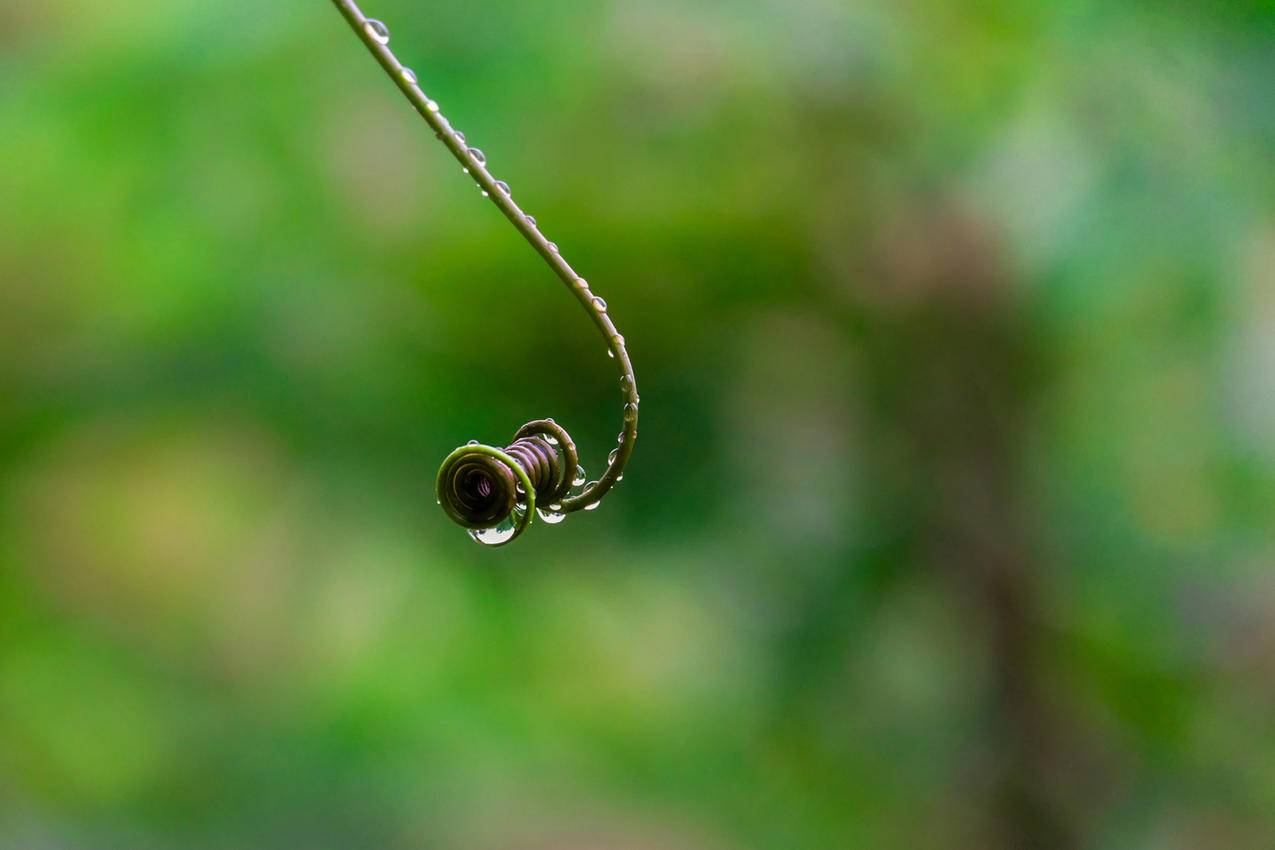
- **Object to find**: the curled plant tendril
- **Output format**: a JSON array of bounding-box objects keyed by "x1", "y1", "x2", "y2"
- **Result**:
[{"x1": 330, "y1": 0, "x2": 639, "y2": 546}]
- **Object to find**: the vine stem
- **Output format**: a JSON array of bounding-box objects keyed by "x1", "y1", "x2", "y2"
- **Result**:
[{"x1": 329, "y1": 0, "x2": 637, "y2": 514}]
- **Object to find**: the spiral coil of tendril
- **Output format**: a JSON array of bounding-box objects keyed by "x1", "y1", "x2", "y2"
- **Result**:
[
  {"x1": 331, "y1": 0, "x2": 639, "y2": 545},
  {"x1": 436, "y1": 420, "x2": 579, "y2": 545}
]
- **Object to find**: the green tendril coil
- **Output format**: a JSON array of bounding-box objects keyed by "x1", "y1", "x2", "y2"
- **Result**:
[{"x1": 330, "y1": 0, "x2": 639, "y2": 546}]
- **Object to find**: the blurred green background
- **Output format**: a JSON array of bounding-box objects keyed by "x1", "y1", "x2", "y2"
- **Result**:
[{"x1": 2, "y1": 0, "x2": 1274, "y2": 847}]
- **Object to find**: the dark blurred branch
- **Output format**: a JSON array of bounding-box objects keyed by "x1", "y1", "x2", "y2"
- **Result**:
[{"x1": 866, "y1": 203, "x2": 1075, "y2": 850}]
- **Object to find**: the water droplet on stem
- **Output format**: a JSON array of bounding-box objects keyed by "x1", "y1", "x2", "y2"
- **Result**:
[
  {"x1": 537, "y1": 507, "x2": 566, "y2": 524},
  {"x1": 365, "y1": 19, "x2": 391, "y2": 44}
]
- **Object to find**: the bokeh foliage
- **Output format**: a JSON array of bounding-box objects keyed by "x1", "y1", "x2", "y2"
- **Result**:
[{"x1": 2, "y1": 0, "x2": 1274, "y2": 847}]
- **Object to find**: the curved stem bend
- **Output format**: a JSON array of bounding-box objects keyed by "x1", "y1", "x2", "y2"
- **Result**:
[{"x1": 330, "y1": 0, "x2": 638, "y2": 517}]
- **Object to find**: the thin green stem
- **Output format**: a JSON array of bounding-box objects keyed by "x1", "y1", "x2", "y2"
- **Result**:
[{"x1": 329, "y1": 0, "x2": 638, "y2": 515}]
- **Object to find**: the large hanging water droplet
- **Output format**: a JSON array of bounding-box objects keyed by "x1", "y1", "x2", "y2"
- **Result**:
[
  {"x1": 592, "y1": 296, "x2": 608, "y2": 311},
  {"x1": 401, "y1": 67, "x2": 418, "y2": 85},
  {"x1": 365, "y1": 19, "x2": 391, "y2": 44},
  {"x1": 468, "y1": 147, "x2": 487, "y2": 165},
  {"x1": 494, "y1": 180, "x2": 511, "y2": 195},
  {"x1": 623, "y1": 403, "x2": 638, "y2": 422},
  {"x1": 573, "y1": 465, "x2": 587, "y2": 487},
  {"x1": 537, "y1": 506, "x2": 566, "y2": 524},
  {"x1": 469, "y1": 519, "x2": 517, "y2": 546},
  {"x1": 469, "y1": 505, "x2": 521, "y2": 545}
]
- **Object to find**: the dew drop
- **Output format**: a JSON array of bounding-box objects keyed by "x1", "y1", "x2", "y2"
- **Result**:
[
  {"x1": 608, "y1": 448, "x2": 619, "y2": 465},
  {"x1": 577, "y1": 278, "x2": 589, "y2": 289},
  {"x1": 462, "y1": 167, "x2": 469, "y2": 174},
  {"x1": 548, "y1": 242, "x2": 559, "y2": 253},
  {"x1": 365, "y1": 19, "x2": 391, "y2": 44},
  {"x1": 617, "y1": 432, "x2": 626, "y2": 444},
  {"x1": 573, "y1": 465, "x2": 587, "y2": 487},
  {"x1": 607, "y1": 349, "x2": 615, "y2": 358},
  {"x1": 543, "y1": 434, "x2": 559, "y2": 446},
  {"x1": 467, "y1": 439, "x2": 479, "y2": 446},
  {"x1": 468, "y1": 147, "x2": 487, "y2": 165},
  {"x1": 495, "y1": 180, "x2": 511, "y2": 194},
  {"x1": 583, "y1": 486, "x2": 602, "y2": 511},
  {"x1": 427, "y1": 100, "x2": 440, "y2": 112},
  {"x1": 592, "y1": 296, "x2": 608, "y2": 311},
  {"x1": 401, "y1": 67, "x2": 417, "y2": 85},
  {"x1": 481, "y1": 190, "x2": 490, "y2": 197},
  {"x1": 469, "y1": 520, "x2": 517, "y2": 546},
  {"x1": 537, "y1": 507, "x2": 567, "y2": 524},
  {"x1": 526, "y1": 215, "x2": 538, "y2": 228},
  {"x1": 454, "y1": 131, "x2": 467, "y2": 144},
  {"x1": 624, "y1": 403, "x2": 638, "y2": 422}
]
